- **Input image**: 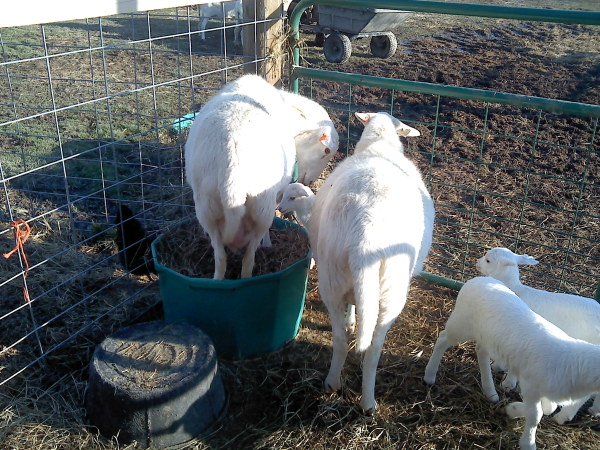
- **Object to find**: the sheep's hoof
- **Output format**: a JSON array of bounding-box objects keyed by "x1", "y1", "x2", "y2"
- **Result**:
[
  {"x1": 360, "y1": 399, "x2": 377, "y2": 415},
  {"x1": 324, "y1": 379, "x2": 341, "y2": 394},
  {"x1": 488, "y1": 394, "x2": 500, "y2": 403},
  {"x1": 422, "y1": 375, "x2": 435, "y2": 386}
]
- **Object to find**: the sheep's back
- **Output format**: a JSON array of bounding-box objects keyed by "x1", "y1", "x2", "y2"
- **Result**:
[{"x1": 315, "y1": 153, "x2": 429, "y2": 276}]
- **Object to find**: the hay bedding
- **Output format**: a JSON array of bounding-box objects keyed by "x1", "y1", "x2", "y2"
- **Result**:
[{"x1": 154, "y1": 218, "x2": 310, "y2": 279}]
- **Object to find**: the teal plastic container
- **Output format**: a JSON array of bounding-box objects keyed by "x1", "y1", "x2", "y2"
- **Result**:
[{"x1": 151, "y1": 217, "x2": 311, "y2": 360}]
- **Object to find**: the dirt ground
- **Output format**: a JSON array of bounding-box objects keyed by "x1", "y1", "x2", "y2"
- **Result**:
[{"x1": 1, "y1": 6, "x2": 599, "y2": 450}]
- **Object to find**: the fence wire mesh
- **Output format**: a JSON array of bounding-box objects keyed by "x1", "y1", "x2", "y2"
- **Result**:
[
  {"x1": 0, "y1": 1, "x2": 289, "y2": 386},
  {"x1": 298, "y1": 78, "x2": 598, "y2": 296}
]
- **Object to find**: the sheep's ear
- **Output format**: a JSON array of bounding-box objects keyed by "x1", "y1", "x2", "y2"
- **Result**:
[
  {"x1": 294, "y1": 188, "x2": 310, "y2": 199},
  {"x1": 355, "y1": 112, "x2": 371, "y2": 124},
  {"x1": 319, "y1": 126, "x2": 336, "y2": 151},
  {"x1": 396, "y1": 120, "x2": 420, "y2": 137},
  {"x1": 517, "y1": 254, "x2": 539, "y2": 266},
  {"x1": 496, "y1": 255, "x2": 517, "y2": 267}
]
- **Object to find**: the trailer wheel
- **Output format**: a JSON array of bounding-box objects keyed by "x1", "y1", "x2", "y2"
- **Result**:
[
  {"x1": 370, "y1": 32, "x2": 397, "y2": 59},
  {"x1": 323, "y1": 33, "x2": 352, "y2": 63}
]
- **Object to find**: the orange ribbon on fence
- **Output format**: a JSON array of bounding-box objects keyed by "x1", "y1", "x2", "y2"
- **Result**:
[{"x1": 3, "y1": 219, "x2": 32, "y2": 302}]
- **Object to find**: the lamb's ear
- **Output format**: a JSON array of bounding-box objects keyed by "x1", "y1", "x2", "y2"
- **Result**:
[
  {"x1": 496, "y1": 255, "x2": 517, "y2": 267},
  {"x1": 355, "y1": 112, "x2": 371, "y2": 125},
  {"x1": 294, "y1": 188, "x2": 310, "y2": 199},
  {"x1": 396, "y1": 120, "x2": 420, "y2": 137},
  {"x1": 318, "y1": 125, "x2": 336, "y2": 151},
  {"x1": 517, "y1": 254, "x2": 539, "y2": 266}
]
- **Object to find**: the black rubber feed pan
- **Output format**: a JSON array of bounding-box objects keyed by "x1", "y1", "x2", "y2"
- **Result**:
[{"x1": 85, "y1": 320, "x2": 227, "y2": 448}]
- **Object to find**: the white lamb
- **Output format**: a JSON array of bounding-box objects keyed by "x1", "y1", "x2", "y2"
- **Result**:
[
  {"x1": 302, "y1": 111, "x2": 433, "y2": 412},
  {"x1": 198, "y1": 1, "x2": 293, "y2": 43},
  {"x1": 477, "y1": 247, "x2": 600, "y2": 423},
  {"x1": 198, "y1": 1, "x2": 243, "y2": 43},
  {"x1": 279, "y1": 182, "x2": 357, "y2": 332},
  {"x1": 423, "y1": 276, "x2": 600, "y2": 450},
  {"x1": 185, "y1": 74, "x2": 338, "y2": 280}
]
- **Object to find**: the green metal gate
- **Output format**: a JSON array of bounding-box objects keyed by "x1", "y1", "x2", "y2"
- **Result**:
[{"x1": 290, "y1": 0, "x2": 600, "y2": 298}]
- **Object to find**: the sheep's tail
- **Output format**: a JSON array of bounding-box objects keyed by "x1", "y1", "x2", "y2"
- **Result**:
[{"x1": 354, "y1": 260, "x2": 381, "y2": 353}]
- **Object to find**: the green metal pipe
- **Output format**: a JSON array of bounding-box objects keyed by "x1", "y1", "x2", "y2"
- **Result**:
[
  {"x1": 293, "y1": 67, "x2": 600, "y2": 118},
  {"x1": 291, "y1": 0, "x2": 600, "y2": 27},
  {"x1": 419, "y1": 272, "x2": 464, "y2": 291}
]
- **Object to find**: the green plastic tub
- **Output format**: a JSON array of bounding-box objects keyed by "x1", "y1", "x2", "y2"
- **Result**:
[{"x1": 151, "y1": 217, "x2": 311, "y2": 360}]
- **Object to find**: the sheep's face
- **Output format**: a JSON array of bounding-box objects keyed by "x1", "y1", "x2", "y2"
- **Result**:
[
  {"x1": 476, "y1": 247, "x2": 539, "y2": 276},
  {"x1": 476, "y1": 252, "x2": 498, "y2": 275},
  {"x1": 355, "y1": 112, "x2": 420, "y2": 138},
  {"x1": 295, "y1": 124, "x2": 339, "y2": 185},
  {"x1": 278, "y1": 183, "x2": 313, "y2": 214}
]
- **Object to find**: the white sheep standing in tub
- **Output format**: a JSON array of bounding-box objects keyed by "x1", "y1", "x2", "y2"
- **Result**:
[
  {"x1": 185, "y1": 74, "x2": 338, "y2": 280},
  {"x1": 476, "y1": 246, "x2": 600, "y2": 423},
  {"x1": 295, "y1": 111, "x2": 433, "y2": 412},
  {"x1": 423, "y1": 276, "x2": 600, "y2": 450}
]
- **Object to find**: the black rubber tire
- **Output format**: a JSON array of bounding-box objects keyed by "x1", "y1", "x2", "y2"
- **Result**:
[
  {"x1": 323, "y1": 33, "x2": 352, "y2": 64},
  {"x1": 370, "y1": 32, "x2": 398, "y2": 59},
  {"x1": 85, "y1": 321, "x2": 227, "y2": 447},
  {"x1": 315, "y1": 32, "x2": 325, "y2": 47}
]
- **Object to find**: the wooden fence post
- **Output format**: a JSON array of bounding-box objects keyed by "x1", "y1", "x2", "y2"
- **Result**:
[{"x1": 242, "y1": 0, "x2": 284, "y2": 86}]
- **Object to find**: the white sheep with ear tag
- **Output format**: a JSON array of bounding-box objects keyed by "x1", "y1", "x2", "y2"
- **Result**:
[
  {"x1": 477, "y1": 246, "x2": 600, "y2": 423},
  {"x1": 185, "y1": 74, "x2": 339, "y2": 280}
]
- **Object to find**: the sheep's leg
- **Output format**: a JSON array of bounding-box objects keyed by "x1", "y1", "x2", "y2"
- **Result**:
[
  {"x1": 501, "y1": 372, "x2": 518, "y2": 391},
  {"x1": 345, "y1": 302, "x2": 355, "y2": 334},
  {"x1": 323, "y1": 294, "x2": 348, "y2": 394},
  {"x1": 360, "y1": 318, "x2": 395, "y2": 412},
  {"x1": 505, "y1": 401, "x2": 526, "y2": 418},
  {"x1": 424, "y1": 330, "x2": 454, "y2": 385},
  {"x1": 233, "y1": 19, "x2": 242, "y2": 43},
  {"x1": 198, "y1": 17, "x2": 209, "y2": 40},
  {"x1": 540, "y1": 398, "x2": 557, "y2": 416},
  {"x1": 553, "y1": 397, "x2": 586, "y2": 424},
  {"x1": 198, "y1": 216, "x2": 227, "y2": 280},
  {"x1": 518, "y1": 399, "x2": 543, "y2": 450},
  {"x1": 260, "y1": 229, "x2": 272, "y2": 247},
  {"x1": 240, "y1": 235, "x2": 261, "y2": 279},
  {"x1": 475, "y1": 343, "x2": 499, "y2": 402},
  {"x1": 359, "y1": 284, "x2": 406, "y2": 413}
]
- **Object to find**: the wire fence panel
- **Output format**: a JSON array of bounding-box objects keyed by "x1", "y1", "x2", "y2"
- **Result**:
[{"x1": 0, "y1": 1, "x2": 290, "y2": 386}]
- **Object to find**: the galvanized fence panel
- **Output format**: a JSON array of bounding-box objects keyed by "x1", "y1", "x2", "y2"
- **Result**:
[{"x1": 0, "y1": 0, "x2": 290, "y2": 386}]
